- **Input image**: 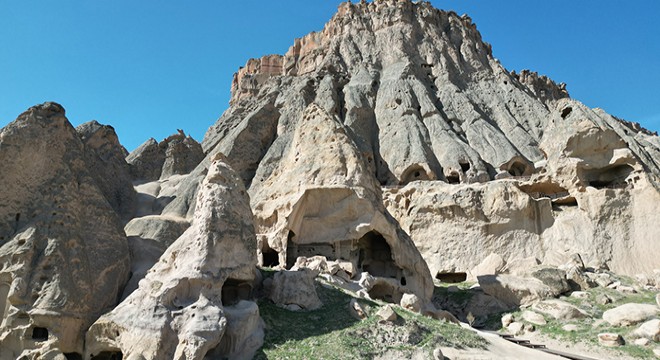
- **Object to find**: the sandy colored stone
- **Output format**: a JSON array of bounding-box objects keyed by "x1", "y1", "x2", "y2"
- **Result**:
[
  {"x1": 468, "y1": 253, "x2": 506, "y2": 280},
  {"x1": 598, "y1": 333, "x2": 624, "y2": 347},
  {"x1": 602, "y1": 303, "x2": 659, "y2": 327},
  {"x1": 532, "y1": 300, "x2": 588, "y2": 320},
  {"x1": 85, "y1": 155, "x2": 262, "y2": 360},
  {"x1": 521, "y1": 311, "x2": 547, "y2": 326},
  {"x1": 0, "y1": 103, "x2": 131, "y2": 358},
  {"x1": 377, "y1": 305, "x2": 398, "y2": 322},
  {"x1": 76, "y1": 120, "x2": 137, "y2": 221},
  {"x1": 478, "y1": 274, "x2": 555, "y2": 307},
  {"x1": 269, "y1": 269, "x2": 322, "y2": 311},
  {"x1": 631, "y1": 319, "x2": 660, "y2": 342},
  {"x1": 507, "y1": 322, "x2": 525, "y2": 336}
]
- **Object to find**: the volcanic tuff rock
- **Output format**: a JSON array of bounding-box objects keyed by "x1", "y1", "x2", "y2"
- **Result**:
[
  {"x1": 127, "y1": 130, "x2": 204, "y2": 182},
  {"x1": 86, "y1": 154, "x2": 262, "y2": 360},
  {"x1": 76, "y1": 120, "x2": 137, "y2": 221},
  {"x1": 0, "y1": 103, "x2": 130, "y2": 358}
]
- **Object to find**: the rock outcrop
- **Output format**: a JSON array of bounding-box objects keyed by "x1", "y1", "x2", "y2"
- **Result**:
[
  {"x1": 86, "y1": 155, "x2": 263, "y2": 360},
  {"x1": 77, "y1": 120, "x2": 137, "y2": 221},
  {"x1": 0, "y1": 103, "x2": 130, "y2": 358},
  {"x1": 127, "y1": 130, "x2": 204, "y2": 182}
]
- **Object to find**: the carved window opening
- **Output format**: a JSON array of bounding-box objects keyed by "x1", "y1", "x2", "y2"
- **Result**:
[
  {"x1": 435, "y1": 272, "x2": 467, "y2": 283},
  {"x1": 91, "y1": 351, "x2": 123, "y2": 360},
  {"x1": 32, "y1": 327, "x2": 48, "y2": 341},
  {"x1": 357, "y1": 231, "x2": 400, "y2": 279},
  {"x1": 222, "y1": 279, "x2": 253, "y2": 306}
]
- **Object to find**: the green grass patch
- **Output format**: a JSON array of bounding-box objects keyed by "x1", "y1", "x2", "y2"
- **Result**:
[{"x1": 254, "y1": 279, "x2": 486, "y2": 359}]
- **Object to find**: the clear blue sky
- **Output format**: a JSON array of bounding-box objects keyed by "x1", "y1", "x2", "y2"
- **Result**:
[{"x1": 1, "y1": 1, "x2": 659, "y2": 151}]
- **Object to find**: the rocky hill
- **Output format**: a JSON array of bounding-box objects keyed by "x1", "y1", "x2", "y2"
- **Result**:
[{"x1": 1, "y1": 1, "x2": 659, "y2": 359}]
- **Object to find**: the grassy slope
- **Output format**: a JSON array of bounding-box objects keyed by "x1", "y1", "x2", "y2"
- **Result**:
[{"x1": 254, "y1": 272, "x2": 486, "y2": 359}]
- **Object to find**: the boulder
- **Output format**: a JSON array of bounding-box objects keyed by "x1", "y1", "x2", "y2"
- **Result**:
[
  {"x1": 598, "y1": 333, "x2": 624, "y2": 347},
  {"x1": 507, "y1": 322, "x2": 525, "y2": 335},
  {"x1": 602, "y1": 303, "x2": 659, "y2": 327},
  {"x1": 85, "y1": 155, "x2": 262, "y2": 359},
  {"x1": 469, "y1": 253, "x2": 506, "y2": 280},
  {"x1": 529, "y1": 267, "x2": 571, "y2": 296},
  {"x1": 521, "y1": 311, "x2": 547, "y2": 326},
  {"x1": 376, "y1": 305, "x2": 398, "y2": 322},
  {"x1": 350, "y1": 299, "x2": 368, "y2": 320},
  {"x1": 631, "y1": 319, "x2": 660, "y2": 342},
  {"x1": 0, "y1": 103, "x2": 131, "y2": 357},
  {"x1": 478, "y1": 274, "x2": 555, "y2": 307},
  {"x1": 501, "y1": 314, "x2": 515, "y2": 328},
  {"x1": 269, "y1": 269, "x2": 322, "y2": 311},
  {"x1": 532, "y1": 300, "x2": 588, "y2": 320},
  {"x1": 400, "y1": 293, "x2": 422, "y2": 313}
]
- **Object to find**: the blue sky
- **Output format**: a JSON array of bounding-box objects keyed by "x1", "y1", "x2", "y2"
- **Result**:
[{"x1": 1, "y1": 1, "x2": 659, "y2": 151}]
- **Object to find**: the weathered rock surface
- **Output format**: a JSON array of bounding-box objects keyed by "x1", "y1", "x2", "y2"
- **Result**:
[
  {"x1": 268, "y1": 269, "x2": 322, "y2": 311},
  {"x1": 598, "y1": 333, "x2": 624, "y2": 347},
  {"x1": 127, "y1": 130, "x2": 204, "y2": 182},
  {"x1": 631, "y1": 319, "x2": 660, "y2": 342},
  {"x1": 478, "y1": 274, "x2": 556, "y2": 307},
  {"x1": 76, "y1": 120, "x2": 137, "y2": 221},
  {"x1": 602, "y1": 303, "x2": 659, "y2": 327},
  {"x1": 0, "y1": 103, "x2": 131, "y2": 358},
  {"x1": 86, "y1": 155, "x2": 262, "y2": 359},
  {"x1": 531, "y1": 300, "x2": 588, "y2": 320}
]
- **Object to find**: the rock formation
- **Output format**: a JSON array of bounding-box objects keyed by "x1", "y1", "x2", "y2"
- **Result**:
[
  {"x1": 86, "y1": 155, "x2": 263, "y2": 360},
  {"x1": 77, "y1": 120, "x2": 137, "y2": 221},
  {"x1": 0, "y1": 103, "x2": 130, "y2": 358},
  {"x1": 2, "y1": 0, "x2": 660, "y2": 358},
  {"x1": 127, "y1": 130, "x2": 204, "y2": 182}
]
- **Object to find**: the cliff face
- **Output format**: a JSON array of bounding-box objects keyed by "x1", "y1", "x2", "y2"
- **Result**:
[
  {"x1": 194, "y1": 0, "x2": 660, "y2": 277},
  {"x1": 1, "y1": 1, "x2": 660, "y2": 358}
]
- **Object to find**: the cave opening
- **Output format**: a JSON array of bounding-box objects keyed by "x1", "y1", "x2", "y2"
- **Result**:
[
  {"x1": 91, "y1": 351, "x2": 123, "y2": 360},
  {"x1": 561, "y1": 107, "x2": 573, "y2": 119},
  {"x1": 435, "y1": 272, "x2": 467, "y2": 283},
  {"x1": 459, "y1": 162, "x2": 471, "y2": 173},
  {"x1": 64, "y1": 353, "x2": 83, "y2": 360},
  {"x1": 262, "y1": 248, "x2": 280, "y2": 268},
  {"x1": 583, "y1": 164, "x2": 634, "y2": 189},
  {"x1": 357, "y1": 231, "x2": 400, "y2": 279},
  {"x1": 446, "y1": 174, "x2": 460, "y2": 184},
  {"x1": 507, "y1": 161, "x2": 527, "y2": 177},
  {"x1": 400, "y1": 166, "x2": 431, "y2": 185},
  {"x1": 222, "y1": 279, "x2": 253, "y2": 306},
  {"x1": 31, "y1": 327, "x2": 48, "y2": 341}
]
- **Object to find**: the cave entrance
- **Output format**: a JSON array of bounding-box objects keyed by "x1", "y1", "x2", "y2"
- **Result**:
[
  {"x1": 400, "y1": 166, "x2": 431, "y2": 185},
  {"x1": 583, "y1": 164, "x2": 634, "y2": 189},
  {"x1": 508, "y1": 161, "x2": 527, "y2": 177},
  {"x1": 446, "y1": 171, "x2": 460, "y2": 184},
  {"x1": 91, "y1": 351, "x2": 123, "y2": 360},
  {"x1": 222, "y1": 279, "x2": 253, "y2": 306},
  {"x1": 357, "y1": 231, "x2": 401, "y2": 280},
  {"x1": 262, "y1": 248, "x2": 280, "y2": 268},
  {"x1": 435, "y1": 272, "x2": 467, "y2": 283},
  {"x1": 286, "y1": 229, "x2": 354, "y2": 269},
  {"x1": 32, "y1": 327, "x2": 48, "y2": 341},
  {"x1": 0, "y1": 283, "x2": 9, "y2": 326},
  {"x1": 459, "y1": 161, "x2": 471, "y2": 173}
]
